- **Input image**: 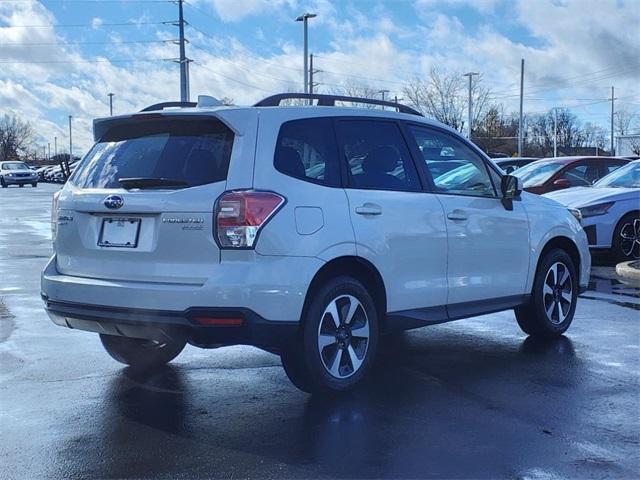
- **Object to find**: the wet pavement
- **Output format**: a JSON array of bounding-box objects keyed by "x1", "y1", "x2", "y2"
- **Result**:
[{"x1": 1, "y1": 183, "x2": 639, "y2": 479}]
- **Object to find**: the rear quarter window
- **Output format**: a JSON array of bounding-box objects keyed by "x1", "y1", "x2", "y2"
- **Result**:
[{"x1": 70, "y1": 118, "x2": 234, "y2": 189}]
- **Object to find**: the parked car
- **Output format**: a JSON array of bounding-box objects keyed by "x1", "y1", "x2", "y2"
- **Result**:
[
  {"x1": 494, "y1": 157, "x2": 538, "y2": 174},
  {"x1": 42, "y1": 94, "x2": 590, "y2": 393},
  {"x1": 545, "y1": 160, "x2": 640, "y2": 261},
  {"x1": 513, "y1": 156, "x2": 629, "y2": 194},
  {"x1": 0, "y1": 161, "x2": 38, "y2": 187}
]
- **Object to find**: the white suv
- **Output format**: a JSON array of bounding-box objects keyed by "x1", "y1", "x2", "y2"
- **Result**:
[{"x1": 42, "y1": 94, "x2": 590, "y2": 393}]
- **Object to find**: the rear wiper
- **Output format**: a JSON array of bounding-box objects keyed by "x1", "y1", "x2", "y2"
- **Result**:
[{"x1": 118, "y1": 177, "x2": 189, "y2": 189}]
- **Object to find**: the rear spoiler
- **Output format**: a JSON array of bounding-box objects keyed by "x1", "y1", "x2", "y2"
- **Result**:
[{"x1": 93, "y1": 109, "x2": 246, "y2": 141}]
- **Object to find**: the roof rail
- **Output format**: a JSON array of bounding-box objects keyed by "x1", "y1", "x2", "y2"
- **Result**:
[
  {"x1": 140, "y1": 101, "x2": 197, "y2": 112},
  {"x1": 254, "y1": 93, "x2": 423, "y2": 116}
]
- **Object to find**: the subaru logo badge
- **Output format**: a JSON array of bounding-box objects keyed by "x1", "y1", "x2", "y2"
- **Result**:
[{"x1": 104, "y1": 195, "x2": 124, "y2": 209}]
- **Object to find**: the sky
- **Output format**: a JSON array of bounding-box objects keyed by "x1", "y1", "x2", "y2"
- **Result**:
[{"x1": 1, "y1": 0, "x2": 639, "y2": 156}]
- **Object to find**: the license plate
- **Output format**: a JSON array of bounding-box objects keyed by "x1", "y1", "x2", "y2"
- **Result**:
[{"x1": 98, "y1": 218, "x2": 141, "y2": 248}]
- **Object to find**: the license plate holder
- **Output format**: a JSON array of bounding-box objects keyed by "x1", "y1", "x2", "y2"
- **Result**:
[{"x1": 98, "y1": 217, "x2": 141, "y2": 248}]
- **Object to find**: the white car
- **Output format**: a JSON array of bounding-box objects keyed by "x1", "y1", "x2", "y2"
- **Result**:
[
  {"x1": 41, "y1": 94, "x2": 590, "y2": 393},
  {"x1": 545, "y1": 160, "x2": 640, "y2": 261},
  {"x1": 0, "y1": 161, "x2": 38, "y2": 187}
]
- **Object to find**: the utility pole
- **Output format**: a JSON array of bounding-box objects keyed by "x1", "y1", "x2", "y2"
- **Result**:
[
  {"x1": 42, "y1": 145, "x2": 46, "y2": 161},
  {"x1": 378, "y1": 89, "x2": 390, "y2": 110},
  {"x1": 108, "y1": 93, "x2": 114, "y2": 116},
  {"x1": 553, "y1": 107, "x2": 558, "y2": 157},
  {"x1": 609, "y1": 86, "x2": 616, "y2": 155},
  {"x1": 67, "y1": 115, "x2": 73, "y2": 165},
  {"x1": 518, "y1": 58, "x2": 524, "y2": 156},
  {"x1": 178, "y1": 0, "x2": 188, "y2": 102},
  {"x1": 463, "y1": 72, "x2": 479, "y2": 140},
  {"x1": 309, "y1": 54, "x2": 321, "y2": 96},
  {"x1": 54, "y1": 136, "x2": 57, "y2": 159},
  {"x1": 48, "y1": 142, "x2": 50, "y2": 161},
  {"x1": 296, "y1": 13, "x2": 317, "y2": 97}
]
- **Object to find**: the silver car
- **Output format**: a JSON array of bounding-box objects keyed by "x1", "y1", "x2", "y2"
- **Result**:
[{"x1": 0, "y1": 161, "x2": 38, "y2": 188}]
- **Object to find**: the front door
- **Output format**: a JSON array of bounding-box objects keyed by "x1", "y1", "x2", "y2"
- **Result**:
[{"x1": 405, "y1": 124, "x2": 530, "y2": 309}]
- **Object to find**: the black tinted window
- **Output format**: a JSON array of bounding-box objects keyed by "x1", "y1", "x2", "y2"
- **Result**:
[
  {"x1": 336, "y1": 120, "x2": 420, "y2": 191},
  {"x1": 274, "y1": 118, "x2": 340, "y2": 186},
  {"x1": 70, "y1": 119, "x2": 234, "y2": 189}
]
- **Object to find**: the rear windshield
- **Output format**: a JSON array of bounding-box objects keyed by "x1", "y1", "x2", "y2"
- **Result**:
[{"x1": 70, "y1": 118, "x2": 234, "y2": 189}]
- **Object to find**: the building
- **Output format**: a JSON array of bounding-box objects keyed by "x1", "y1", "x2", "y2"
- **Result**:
[{"x1": 616, "y1": 134, "x2": 640, "y2": 156}]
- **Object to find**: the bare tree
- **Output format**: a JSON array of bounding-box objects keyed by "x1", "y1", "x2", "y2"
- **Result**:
[
  {"x1": 628, "y1": 137, "x2": 640, "y2": 156},
  {"x1": 402, "y1": 68, "x2": 492, "y2": 133},
  {"x1": 0, "y1": 114, "x2": 35, "y2": 162},
  {"x1": 614, "y1": 108, "x2": 638, "y2": 136},
  {"x1": 330, "y1": 81, "x2": 381, "y2": 109}
]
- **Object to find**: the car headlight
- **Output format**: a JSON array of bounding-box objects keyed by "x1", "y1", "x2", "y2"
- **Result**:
[
  {"x1": 568, "y1": 208, "x2": 582, "y2": 222},
  {"x1": 579, "y1": 201, "x2": 615, "y2": 218},
  {"x1": 7, "y1": 173, "x2": 15, "y2": 177}
]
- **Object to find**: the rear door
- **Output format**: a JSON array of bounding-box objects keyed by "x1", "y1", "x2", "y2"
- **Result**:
[
  {"x1": 405, "y1": 124, "x2": 530, "y2": 308},
  {"x1": 335, "y1": 119, "x2": 448, "y2": 315},
  {"x1": 55, "y1": 114, "x2": 246, "y2": 285}
]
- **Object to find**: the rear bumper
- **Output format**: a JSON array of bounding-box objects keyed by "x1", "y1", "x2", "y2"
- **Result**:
[{"x1": 43, "y1": 296, "x2": 298, "y2": 351}]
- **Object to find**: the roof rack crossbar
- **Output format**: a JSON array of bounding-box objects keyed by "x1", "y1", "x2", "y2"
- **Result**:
[
  {"x1": 140, "y1": 101, "x2": 197, "y2": 112},
  {"x1": 254, "y1": 93, "x2": 423, "y2": 116}
]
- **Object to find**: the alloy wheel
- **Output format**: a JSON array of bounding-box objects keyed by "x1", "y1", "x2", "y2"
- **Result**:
[
  {"x1": 317, "y1": 294, "x2": 370, "y2": 379},
  {"x1": 619, "y1": 219, "x2": 640, "y2": 259},
  {"x1": 543, "y1": 262, "x2": 573, "y2": 325}
]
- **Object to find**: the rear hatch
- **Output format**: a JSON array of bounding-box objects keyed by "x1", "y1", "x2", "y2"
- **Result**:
[{"x1": 55, "y1": 113, "x2": 241, "y2": 285}]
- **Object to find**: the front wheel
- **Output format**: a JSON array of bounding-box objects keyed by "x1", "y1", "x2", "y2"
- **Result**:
[
  {"x1": 612, "y1": 212, "x2": 640, "y2": 262},
  {"x1": 281, "y1": 276, "x2": 379, "y2": 393},
  {"x1": 0, "y1": 177, "x2": 6, "y2": 188},
  {"x1": 32, "y1": 182, "x2": 37, "y2": 187},
  {"x1": 515, "y1": 248, "x2": 578, "y2": 338},
  {"x1": 100, "y1": 334, "x2": 186, "y2": 370}
]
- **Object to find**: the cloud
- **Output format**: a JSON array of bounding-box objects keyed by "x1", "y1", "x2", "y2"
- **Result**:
[{"x1": 207, "y1": 0, "x2": 297, "y2": 22}]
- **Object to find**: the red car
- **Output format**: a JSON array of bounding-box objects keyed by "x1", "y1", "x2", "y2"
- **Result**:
[{"x1": 513, "y1": 156, "x2": 630, "y2": 194}]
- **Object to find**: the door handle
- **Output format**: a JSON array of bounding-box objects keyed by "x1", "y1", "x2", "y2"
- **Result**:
[
  {"x1": 355, "y1": 204, "x2": 382, "y2": 216},
  {"x1": 447, "y1": 211, "x2": 467, "y2": 221}
]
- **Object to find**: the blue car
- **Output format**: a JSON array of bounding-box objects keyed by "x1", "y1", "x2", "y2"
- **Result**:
[{"x1": 545, "y1": 160, "x2": 640, "y2": 261}]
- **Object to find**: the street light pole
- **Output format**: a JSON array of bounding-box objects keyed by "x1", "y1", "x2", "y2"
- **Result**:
[
  {"x1": 463, "y1": 72, "x2": 479, "y2": 140},
  {"x1": 54, "y1": 136, "x2": 57, "y2": 159},
  {"x1": 108, "y1": 93, "x2": 114, "y2": 116},
  {"x1": 518, "y1": 58, "x2": 524, "y2": 156},
  {"x1": 295, "y1": 12, "x2": 317, "y2": 96},
  {"x1": 68, "y1": 115, "x2": 73, "y2": 178}
]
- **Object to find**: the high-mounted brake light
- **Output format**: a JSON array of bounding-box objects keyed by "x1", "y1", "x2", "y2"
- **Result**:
[{"x1": 215, "y1": 190, "x2": 285, "y2": 248}]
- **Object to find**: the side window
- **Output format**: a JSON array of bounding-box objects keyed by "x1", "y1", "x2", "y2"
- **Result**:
[
  {"x1": 559, "y1": 164, "x2": 593, "y2": 186},
  {"x1": 407, "y1": 125, "x2": 497, "y2": 197},
  {"x1": 274, "y1": 118, "x2": 340, "y2": 186},
  {"x1": 606, "y1": 162, "x2": 625, "y2": 174},
  {"x1": 335, "y1": 120, "x2": 420, "y2": 191}
]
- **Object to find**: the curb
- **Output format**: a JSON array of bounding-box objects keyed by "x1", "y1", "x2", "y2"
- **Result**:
[{"x1": 616, "y1": 261, "x2": 640, "y2": 281}]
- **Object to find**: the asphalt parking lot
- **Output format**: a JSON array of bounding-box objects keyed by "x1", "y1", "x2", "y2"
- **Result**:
[{"x1": 1, "y1": 183, "x2": 639, "y2": 479}]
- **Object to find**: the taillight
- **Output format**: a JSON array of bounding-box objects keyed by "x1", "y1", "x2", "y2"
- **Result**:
[
  {"x1": 215, "y1": 190, "x2": 285, "y2": 248},
  {"x1": 51, "y1": 190, "x2": 61, "y2": 243}
]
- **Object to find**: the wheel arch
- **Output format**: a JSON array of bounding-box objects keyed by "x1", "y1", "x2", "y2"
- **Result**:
[
  {"x1": 301, "y1": 256, "x2": 387, "y2": 329},
  {"x1": 612, "y1": 209, "x2": 640, "y2": 242},
  {"x1": 536, "y1": 236, "x2": 581, "y2": 282}
]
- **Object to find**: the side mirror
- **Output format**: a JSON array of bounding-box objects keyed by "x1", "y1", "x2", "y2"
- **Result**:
[
  {"x1": 553, "y1": 178, "x2": 571, "y2": 189},
  {"x1": 501, "y1": 174, "x2": 522, "y2": 200},
  {"x1": 504, "y1": 165, "x2": 516, "y2": 174}
]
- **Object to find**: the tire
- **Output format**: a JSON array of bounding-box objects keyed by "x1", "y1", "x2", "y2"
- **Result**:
[
  {"x1": 281, "y1": 276, "x2": 379, "y2": 393},
  {"x1": 611, "y1": 212, "x2": 640, "y2": 262},
  {"x1": 19, "y1": 184, "x2": 24, "y2": 188},
  {"x1": 515, "y1": 248, "x2": 578, "y2": 338},
  {"x1": 32, "y1": 182, "x2": 37, "y2": 187},
  {"x1": 99, "y1": 334, "x2": 186, "y2": 370}
]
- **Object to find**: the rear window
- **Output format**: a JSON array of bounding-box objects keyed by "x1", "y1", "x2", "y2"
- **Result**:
[{"x1": 70, "y1": 118, "x2": 234, "y2": 189}]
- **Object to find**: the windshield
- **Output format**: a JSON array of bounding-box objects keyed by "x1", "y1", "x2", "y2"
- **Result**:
[
  {"x1": 513, "y1": 161, "x2": 564, "y2": 187},
  {"x1": 70, "y1": 118, "x2": 234, "y2": 189},
  {"x1": 594, "y1": 161, "x2": 640, "y2": 188},
  {"x1": 1, "y1": 162, "x2": 29, "y2": 170}
]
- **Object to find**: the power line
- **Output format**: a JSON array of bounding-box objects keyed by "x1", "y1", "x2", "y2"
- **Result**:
[
  {"x1": 191, "y1": 60, "x2": 275, "y2": 94},
  {"x1": 0, "y1": 58, "x2": 168, "y2": 64},
  {"x1": 1, "y1": 39, "x2": 175, "y2": 46},
  {"x1": 1, "y1": 21, "x2": 171, "y2": 28}
]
